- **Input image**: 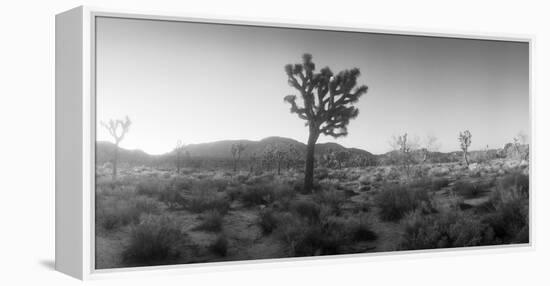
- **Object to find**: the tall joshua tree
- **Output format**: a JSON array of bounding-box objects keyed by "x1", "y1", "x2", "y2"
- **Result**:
[
  {"x1": 230, "y1": 143, "x2": 246, "y2": 172},
  {"x1": 284, "y1": 53, "x2": 368, "y2": 192},
  {"x1": 100, "y1": 116, "x2": 131, "y2": 180},
  {"x1": 458, "y1": 130, "x2": 472, "y2": 166}
]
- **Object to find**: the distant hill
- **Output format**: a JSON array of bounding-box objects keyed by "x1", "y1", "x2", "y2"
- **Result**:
[
  {"x1": 96, "y1": 136, "x2": 526, "y2": 168},
  {"x1": 96, "y1": 136, "x2": 376, "y2": 166}
]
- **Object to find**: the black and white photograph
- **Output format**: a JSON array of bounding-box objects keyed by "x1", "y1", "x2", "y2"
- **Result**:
[{"x1": 93, "y1": 16, "x2": 529, "y2": 269}]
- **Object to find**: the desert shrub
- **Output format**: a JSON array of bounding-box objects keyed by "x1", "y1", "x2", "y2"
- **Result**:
[
  {"x1": 170, "y1": 176, "x2": 196, "y2": 191},
  {"x1": 399, "y1": 211, "x2": 494, "y2": 250},
  {"x1": 473, "y1": 172, "x2": 529, "y2": 244},
  {"x1": 292, "y1": 224, "x2": 326, "y2": 256},
  {"x1": 122, "y1": 214, "x2": 186, "y2": 266},
  {"x1": 350, "y1": 219, "x2": 378, "y2": 242},
  {"x1": 291, "y1": 200, "x2": 321, "y2": 223},
  {"x1": 483, "y1": 200, "x2": 528, "y2": 244},
  {"x1": 194, "y1": 210, "x2": 224, "y2": 232},
  {"x1": 315, "y1": 167, "x2": 330, "y2": 180},
  {"x1": 452, "y1": 180, "x2": 491, "y2": 199},
  {"x1": 275, "y1": 214, "x2": 376, "y2": 257},
  {"x1": 133, "y1": 196, "x2": 163, "y2": 215},
  {"x1": 374, "y1": 185, "x2": 432, "y2": 221},
  {"x1": 386, "y1": 167, "x2": 401, "y2": 180},
  {"x1": 409, "y1": 177, "x2": 450, "y2": 191},
  {"x1": 431, "y1": 178, "x2": 450, "y2": 191},
  {"x1": 497, "y1": 172, "x2": 529, "y2": 199},
  {"x1": 158, "y1": 186, "x2": 186, "y2": 209},
  {"x1": 271, "y1": 184, "x2": 296, "y2": 209},
  {"x1": 187, "y1": 187, "x2": 230, "y2": 214},
  {"x1": 241, "y1": 184, "x2": 274, "y2": 206},
  {"x1": 482, "y1": 192, "x2": 528, "y2": 244},
  {"x1": 209, "y1": 234, "x2": 228, "y2": 257},
  {"x1": 292, "y1": 180, "x2": 322, "y2": 194},
  {"x1": 328, "y1": 170, "x2": 349, "y2": 181},
  {"x1": 258, "y1": 208, "x2": 279, "y2": 234},
  {"x1": 193, "y1": 178, "x2": 229, "y2": 193},
  {"x1": 409, "y1": 178, "x2": 432, "y2": 189},
  {"x1": 411, "y1": 166, "x2": 428, "y2": 179},
  {"x1": 282, "y1": 217, "x2": 345, "y2": 256},
  {"x1": 135, "y1": 179, "x2": 166, "y2": 198},
  {"x1": 313, "y1": 189, "x2": 346, "y2": 215},
  {"x1": 235, "y1": 173, "x2": 249, "y2": 184},
  {"x1": 226, "y1": 186, "x2": 244, "y2": 201},
  {"x1": 447, "y1": 191, "x2": 465, "y2": 211},
  {"x1": 354, "y1": 201, "x2": 370, "y2": 213},
  {"x1": 246, "y1": 173, "x2": 275, "y2": 185},
  {"x1": 96, "y1": 195, "x2": 162, "y2": 231}
]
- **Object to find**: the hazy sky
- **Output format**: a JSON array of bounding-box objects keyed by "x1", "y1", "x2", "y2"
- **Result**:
[{"x1": 96, "y1": 17, "x2": 529, "y2": 155}]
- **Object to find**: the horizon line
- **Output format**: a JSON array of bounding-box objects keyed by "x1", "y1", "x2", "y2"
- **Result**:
[{"x1": 95, "y1": 136, "x2": 520, "y2": 157}]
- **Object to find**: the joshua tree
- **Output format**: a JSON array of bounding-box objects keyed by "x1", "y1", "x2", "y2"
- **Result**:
[
  {"x1": 275, "y1": 148, "x2": 288, "y2": 175},
  {"x1": 249, "y1": 152, "x2": 258, "y2": 173},
  {"x1": 335, "y1": 150, "x2": 351, "y2": 169},
  {"x1": 100, "y1": 116, "x2": 131, "y2": 180},
  {"x1": 262, "y1": 146, "x2": 276, "y2": 171},
  {"x1": 320, "y1": 148, "x2": 335, "y2": 168},
  {"x1": 174, "y1": 140, "x2": 184, "y2": 174},
  {"x1": 419, "y1": 134, "x2": 440, "y2": 163},
  {"x1": 397, "y1": 133, "x2": 414, "y2": 177},
  {"x1": 284, "y1": 53, "x2": 367, "y2": 192},
  {"x1": 230, "y1": 143, "x2": 246, "y2": 172},
  {"x1": 513, "y1": 131, "x2": 529, "y2": 160},
  {"x1": 458, "y1": 130, "x2": 472, "y2": 166},
  {"x1": 286, "y1": 143, "x2": 300, "y2": 170}
]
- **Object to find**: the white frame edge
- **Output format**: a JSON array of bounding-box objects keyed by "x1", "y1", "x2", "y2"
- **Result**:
[{"x1": 55, "y1": 5, "x2": 534, "y2": 281}]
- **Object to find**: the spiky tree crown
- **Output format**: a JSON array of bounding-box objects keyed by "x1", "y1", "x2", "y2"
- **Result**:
[
  {"x1": 101, "y1": 116, "x2": 132, "y2": 144},
  {"x1": 175, "y1": 140, "x2": 185, "y2": 152},
  {"x1": 397, "y1": 133, "x2": 411, "y2": 153},
  {"x1": 284, "y1": 53, "x2": 368, "y2": 138},
  {"x1": 458, "y1": 130, "x2": 472, "y2": 151},
  {"x1": 231, "y1": 143, "x2": 246, "y2": 157}
]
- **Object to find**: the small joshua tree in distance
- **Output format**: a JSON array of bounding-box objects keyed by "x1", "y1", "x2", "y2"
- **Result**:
[
  {"x1": 397, "y1": 133, "x2": 413, "y2": 177},
  {"x1": 249, "y1": 152, "x2": 257, "y2": 173},
  {"x1": 284, "y1": 53, "x2": 368, "y2": 192},
  {"x1": 274, "y1": 147, "x2": 288, "y2": 175},
  {"x1": 286, "y1": 143, "x2": 300, "y2": 170},
  {"x1": 262, "y1": 146, "x2": 276, "y2": 171},
  {"x1": 230, "y1": 143, "x2": 246, "y2": 172},
  {"x1": 420, "y1": 134, "x2": 440, "y2": 163},
  {"x1": 174, "y1": 140, "x2": 184, "y2": 174},
  {"x1": 100, "y1": 116, "x2": 132, "y2": 180},
  {"x1": 513, "y1": 131, "x2": 529, "y2": 161},
  {"x1": 458, "y1": 130, "x2": 472, "y2": 166},
  {"x1": 335, "y1": 150, "x2": 351, "y2": 169}
]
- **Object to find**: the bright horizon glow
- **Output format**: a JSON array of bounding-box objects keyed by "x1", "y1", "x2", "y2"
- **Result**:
[{"x1": 96, "y1": 17, "x2": 529, "y2": 155}]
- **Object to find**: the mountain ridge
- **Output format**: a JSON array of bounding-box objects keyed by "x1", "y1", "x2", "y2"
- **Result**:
[{"x1": 95, "y1": 136, "x2": 522, "y2": 167}]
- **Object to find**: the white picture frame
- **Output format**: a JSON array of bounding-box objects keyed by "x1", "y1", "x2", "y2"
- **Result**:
[{"x1": 55, "y1": 6, "x2": 533, "y2": 280}]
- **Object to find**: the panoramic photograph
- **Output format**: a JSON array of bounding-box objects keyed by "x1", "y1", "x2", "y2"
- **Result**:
[{"x1": 94, "y1": 17, "x2": 530, "y2": 269}]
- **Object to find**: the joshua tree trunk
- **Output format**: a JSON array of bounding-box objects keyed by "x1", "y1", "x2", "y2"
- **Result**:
[
  {"x1": 463, "y1": 151, "x2": 469, "y2": 166},
  {"x1": 176, "y1": 153, "x2": 181, "y2": 174},
  {"x1": 113, "y1": 143, "x2": 119, "y2": 180},
  {"x1": 304, "y1": 127, "x2": 319, "y2": 192}
]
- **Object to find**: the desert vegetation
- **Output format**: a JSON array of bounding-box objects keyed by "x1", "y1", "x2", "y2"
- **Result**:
[{"x1": 95, "y1": 54, "x2": 529, "y2": 269}]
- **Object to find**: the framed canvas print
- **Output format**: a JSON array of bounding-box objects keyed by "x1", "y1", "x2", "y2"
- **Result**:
[{"x1": 55, "y1": 6, "x2": 532, "y2": 280}]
